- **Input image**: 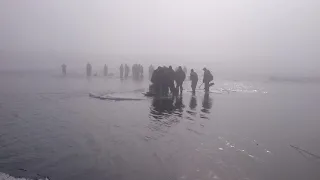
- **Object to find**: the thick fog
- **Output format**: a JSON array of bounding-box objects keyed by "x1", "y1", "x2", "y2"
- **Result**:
[{"x1": 0, "y1": 0, "x2": 319, "y2": 74}]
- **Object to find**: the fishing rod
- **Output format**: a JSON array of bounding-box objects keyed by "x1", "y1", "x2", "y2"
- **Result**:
[{"x1": 199, "y1": 82, "x2": 204, "y2": 89}]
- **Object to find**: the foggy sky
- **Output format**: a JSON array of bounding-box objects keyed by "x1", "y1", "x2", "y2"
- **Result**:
[{"x1": 0, "y1": 0, "x2": 319, "y2": 71}]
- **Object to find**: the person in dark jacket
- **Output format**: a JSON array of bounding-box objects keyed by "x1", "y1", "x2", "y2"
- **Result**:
[
  {"x1": 162, "y1": 66, "x2": 170, "y2": 96},
  {"x1": 202, "y1": 68, "x2": 214, "y2": 92},
  {"x1": 149, "y1": 65, "x2": 154, "y2": 79},
  {"x1": 125, "y1": 64, "x2": 130, "y2": 78},
  {"x1": 61, "y1": 64, "x2": 67, "y2": 76},
  {"x1": 175, "y1": 66, "x2": 186, "y2": 95},
  {"x1": 190, "y1": 69, "x2": 198, "y2": 93},
  {"x1": 151, "y1": 67, "x2": 163, "y2": 96},
  {"x1": 120, "y1": 64, "x2": 124, "y2": 78},
  {"x1": 104, "y1": 64, "x2": 108, "y2": 76},
  {"x1": 167, "y1": 66, "x2": 176, "y2": 95},
  {"x1": 139, "y1": 64, "x2": 144, "y2": 78},
  {"x1": 86, "y1": 63, "x2": 92, "y2": 77}
]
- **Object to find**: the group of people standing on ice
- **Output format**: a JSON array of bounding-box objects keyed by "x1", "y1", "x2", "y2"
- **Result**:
[
  {"x1": 61, "y1": 63, "x2": 214, "y2": 94},
  {"x1": 119, "y1": 64, "x2": 144, "y2": 79},
  {"x1": 148, "y1": 65, "x2": 214, "y2": 96}
]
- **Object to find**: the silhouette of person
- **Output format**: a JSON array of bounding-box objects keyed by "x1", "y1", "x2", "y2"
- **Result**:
[
  {"x1": 189, "y1": 95, "x2": 197, "y2": 110},
  {"x1": 104, "y1": 64, "x2": 108, "y2": 76},
  {"x1": 175, "y1": 66, "x2": 186, "y2": 95},
  {"x1": 132, "y1": 64, "x2": 135, "y2": 79},
  {"x1": 86, "y1": 63, "x2": 92, "y2": 77},
  {"x1": 149, "y1": 65, "x2": 154, "y2": 79},
  {"x1": 61, "y1": 64, "x2": 67, "y2": 76},
  {"x1": 190, "y1": 69, "x2": 198, "y2": 93},
  {"x1": 162, "y1": 66, "x2": 170, "y2": 96},
  {"x1": 151, "y1": 67, "x2": 163, "y2": 96},
  {"x1": 140, "y1": 64, "x2": 144, "y2": 78},
  {"x1": 167, "y1": 66, "x2": 176, "y2": 95},
  {"x1": 120, "y1": 64, "x2": 124, "y2": 78},
  {"x1": 125, "y1": 64, "x2": 130, "y2": 78},
  {"x1": 203, "y1": 68, "x2": 214, "y2": 92}
]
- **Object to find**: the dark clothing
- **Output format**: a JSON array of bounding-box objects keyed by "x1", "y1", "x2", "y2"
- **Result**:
[
  {"x1": 175, "y1": 69, "x2": 186, "y2": 94},
  {"x1": 162, "y1": 67, "x2": 170, "y2": 96},
  {"x1": 62, "y1": 64, "x2": 67, "y2": 75},
  {"x1": 151, "y1": 68, "x2": 165, "y2": 96},
  {"x1": 104, "y1": 65, "x2": 108, "y2": 76},
  {"x1": 167, "y1": 68, "x2": 175, "y2": 81},
  {"x1": 125, "y1": 65, "x2": 129, "y2": 78},
  {"x1": 176, "y1": 81, "x2": 183, "y2": 94},
  {"x1": 167, "y1": 67, "x2": 176, "y2": 95},
  {"x1": 151, "y1": 68, "x2": 158, "y2": 84},
  {"x1": 203, "y1": 70, "x2": 213, "y2": 92},
  {"x1": 169, "y1": 81, "x2": 176, "y2": 95},
  {"x1": 140, "y1": 65, "x2": 144, "y2": 77},
  {"x1": 120, "y1": 65, "x2": 124, "y2": 78},
  {"x1": 190, "y1": 71, "x2": 198, "y2": 92},
  {"x1": 149, "y1": 65, "x2": 154, "y2": 79},
  {"x1": 86, "y1": 64, "x2": 92, "y2": 77}
]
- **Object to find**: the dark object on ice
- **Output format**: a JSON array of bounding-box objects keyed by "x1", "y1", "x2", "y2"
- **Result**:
[
  {"x1": 149, "y1": 65, "x2": 154, "y2": 79},
  {"x1": 125, "y1": 64, "x2": 130, "y2": 78},
  {"x1": 104, "y1": 64, "x2": 108, "y2": 76},
  {"x1": 203, "y1": 68, "x2": 214, "y2": 92},
  {"x1": 190, "y1": 69, "x2": 198, "y2": 93},
  {"x1": 290, "y1": 145, "x2": 320, "y2": 159},
  {"x1": 175, "y1": 66, "x2": 186, "y2": 95},
  {"x1": 61, "y1": 64, "x2": 67, "y2": 75},
  {"x1": 86, "y1": 63, "x2": 92, "y2": 77},
  {"x1": 120, "y1": 64, "x2": 124, "y2": 78}
]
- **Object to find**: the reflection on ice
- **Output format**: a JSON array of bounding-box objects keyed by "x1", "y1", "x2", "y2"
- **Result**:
[
  {"x1": 217, "y1": 81, "x2": 267, "y2": 94},
  {"x1": 218, "y1": 136, "x2": 272, "y2": 162},
  {"x1": 0, "y1": 172, "x2": 49, "y2": 180},
  {"x1": 189, "y1": 96, "x2": 197, "y2": 110},
  {"x1": 202, "y1": 93, "x2": 213, "y2": 113}
]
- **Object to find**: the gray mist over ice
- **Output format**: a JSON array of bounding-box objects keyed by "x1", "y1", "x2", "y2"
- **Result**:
[
  {"x1": 1, "y1": 1, "x2": 320, "y2": 180},
  {"x1": 0, "y1": 0, "x2": 319, "y2": 76}
]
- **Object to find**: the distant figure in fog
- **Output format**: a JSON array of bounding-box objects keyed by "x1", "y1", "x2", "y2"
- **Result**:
[
  {"x1": 61, "y1": 64, "x2": 67, "y2": 76},
  {"x1": 140, "y1": 64, "x2": 144, "y2": 78},
  {"x1": 132, "y1": 64, "x2": 135, "y2": 78},
  {"x1": 190, "y1": 69, "x2": 198, "y2": 93},
  {"x1": 132, "y1": 64, "x2": 137, "y2": 79},
  {"x1": 138, "y1": 64, "x2": 143, "y2": 78},
  {"x1": 132, "y1": 64, "x2": 144, "y2": 80},
  {"x1": 104, "y1": 64, "x2": 108, "y2": 76},
  {"x1": 86, "y1": 63, "x2": 92, "y2": 77},
  {"x1": 183, "y1": 66, "x2": 187, "y2": 74},
  {"x1": 175, "y1": 66, "x2": 186, "y2": 95},
  {"x1": 149, "y1": 65, "x2": 154, "y2": 79},
  {"x1": 125, "y1": 64, "x2": 130, "y2": 78},
  {"x1": 120, "y1": 64, "x2": 124, "y2": 78},
  {"x1": 202, "y1": 68, "x2": 214, "y2": 92}
]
